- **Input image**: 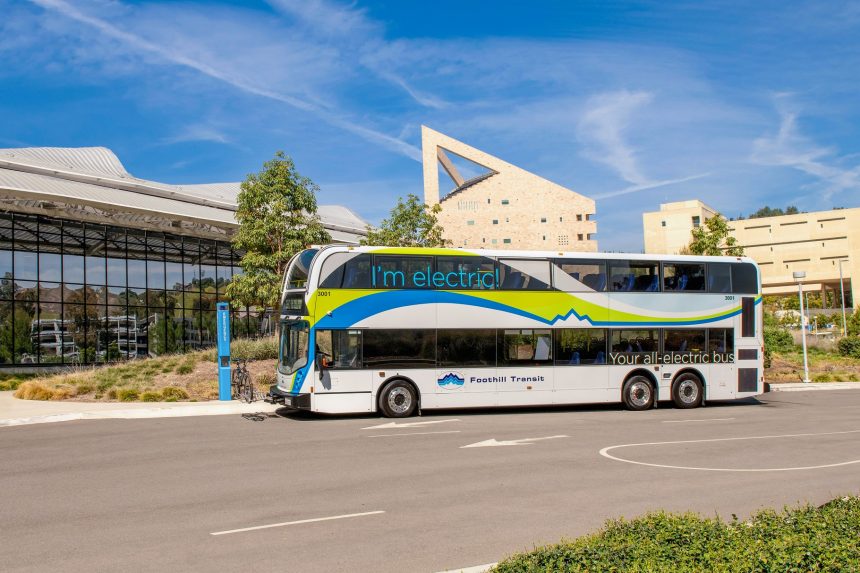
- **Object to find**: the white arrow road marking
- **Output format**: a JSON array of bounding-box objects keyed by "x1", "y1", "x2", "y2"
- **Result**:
[
  {"x1": 362, "y1": 418, "x2": 460, "y2": 430},
  {"x1": 210, "y1": 510, "x2": 385, "y2": 536},
  {"x1": 461, "y1": 435, "x2": 568, "y2": 448},
  {"x1": 367, "y1": 430, "x2": 461, "y2": 438},
  {"x1": 662, "y1": 418, "x2": 735, "y2": 424}
]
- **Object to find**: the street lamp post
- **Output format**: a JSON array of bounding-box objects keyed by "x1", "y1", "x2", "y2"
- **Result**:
[
  {"x1": 793, "y1": 271, "x2": 811, "y2": 383},
  {"x1": 839, "y1": 259, "x2": 848, "y2": 337}
]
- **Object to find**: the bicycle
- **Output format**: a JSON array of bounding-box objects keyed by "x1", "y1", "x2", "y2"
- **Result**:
[{"x1": 231, "y1": 358, "x2": 259, "y2": 403}]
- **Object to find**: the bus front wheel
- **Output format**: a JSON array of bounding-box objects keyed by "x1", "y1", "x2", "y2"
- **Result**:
[
  {"x1": 379, "y1": 380, "x2": 417, "y2": 418},
  {"x1": 622, "y1": 376, "x2": 654, "y2": 411},
  {"x1": 672, "y1": 373, "x2": 703, "y2": 409}
]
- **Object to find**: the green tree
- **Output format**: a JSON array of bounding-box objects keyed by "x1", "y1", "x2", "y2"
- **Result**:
[
  {"x1": 226, "y1": 151, "x2": 331, "y2": 308},
  {"x1": 361, "y1": 194, "x2": 449, "y2": 247},
  {"x1": 687, "y1": 214, "x2": 744, "y2": 256}
]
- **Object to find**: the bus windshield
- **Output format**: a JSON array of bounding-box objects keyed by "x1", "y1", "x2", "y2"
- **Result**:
[{"x1": 280, "y1": 320, "x2": 309, "y2": 374}]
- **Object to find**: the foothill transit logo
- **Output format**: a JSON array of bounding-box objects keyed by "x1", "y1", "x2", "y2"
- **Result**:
[{"x1": 437, "y1": 371, "x2": 465, "y2": 389}]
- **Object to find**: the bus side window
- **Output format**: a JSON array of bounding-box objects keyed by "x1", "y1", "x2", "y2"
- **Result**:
[
  {"x1": 708, "y1": 262, "x2": 732, "y2": 293},
  {"x1": 341, "y1": 254, "x2": 373, "y2": 288},
  {"x1": 731, "y1": 263, "x2": 758, "y2": 294},
  {"x1": 498, "y1": 259, "x2": 551, "y2": 290}
]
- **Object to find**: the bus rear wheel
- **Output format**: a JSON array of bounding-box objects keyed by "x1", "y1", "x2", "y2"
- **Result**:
[
  {"x1": 672, "y1": 373, "x2": 703, "y2": 409},
  {"x1": 379, "y1": 380, "x2": 417, "y2": 418},
  {"x1": 622, "y1": 375, "x2": 654, "y2": 411}
]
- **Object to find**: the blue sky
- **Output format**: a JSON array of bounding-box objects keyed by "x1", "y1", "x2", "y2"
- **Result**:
[{"x1": 2, "y1": 0, "x2": 860, "y2": 250}]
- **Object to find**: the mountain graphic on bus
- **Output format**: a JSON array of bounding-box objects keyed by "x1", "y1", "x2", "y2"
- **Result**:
[{"x1": 437, "y1": 372, "x2": 465, "y2": 388}]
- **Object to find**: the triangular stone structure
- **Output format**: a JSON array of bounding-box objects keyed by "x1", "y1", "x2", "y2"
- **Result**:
[{"x1": 421, "y1": 126, "x2": 597, "y2": 251}]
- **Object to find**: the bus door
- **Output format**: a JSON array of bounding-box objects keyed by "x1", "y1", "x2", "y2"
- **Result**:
[
  {"x1": 313, "y1": 329, "x2": 373, "y2": 412},
  {"x1": 734, "y1": 296, "x2": 761, "y2": 397}
]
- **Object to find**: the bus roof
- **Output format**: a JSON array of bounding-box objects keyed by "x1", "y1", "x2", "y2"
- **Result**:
[{"x1": 311, "y1": 244, "x2": 758, "y2": 267}]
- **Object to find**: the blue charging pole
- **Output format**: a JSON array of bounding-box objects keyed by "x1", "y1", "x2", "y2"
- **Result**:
[{"x1": 216, "y1": 302, "x2": 232, "y2": 401}]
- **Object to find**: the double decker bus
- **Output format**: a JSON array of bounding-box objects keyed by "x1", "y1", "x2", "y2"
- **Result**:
[{"x1": 268, "y1": 246, "x2": 763, "y2": 417}]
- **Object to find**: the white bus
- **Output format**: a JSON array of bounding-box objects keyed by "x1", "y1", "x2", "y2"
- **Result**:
[{"x1": 268, "y1": 246, "x2": 763, "y2": 417}]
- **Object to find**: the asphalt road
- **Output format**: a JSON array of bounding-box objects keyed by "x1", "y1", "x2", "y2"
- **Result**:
[{"x1": 3, "y1": 391, "x2": 860, "y2": 573}]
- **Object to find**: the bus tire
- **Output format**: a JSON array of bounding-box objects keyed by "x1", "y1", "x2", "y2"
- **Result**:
[
  {"x1": 672, "y1": 373, "x2": 703, "y2": 409},
  {"x1": 622, "y1": 375, "x2": 654, "y2": 411},
  {"x1": 379, "y1": 380, "x2": 418, "y2": 418}
]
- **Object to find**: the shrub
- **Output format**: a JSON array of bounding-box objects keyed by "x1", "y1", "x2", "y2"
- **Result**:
[
  {"x1": 140, "y1": 391, "x2": 161, "y2": 402},
  {"x1": 14, "y1": 381, "x2": 71, "y2": 401},
  {"x1": 75, "y1": 384, "x2": 94, "y2": 395},
  {"x1": 764, "y1": 327, "x2": 794, "y2": 353},
  {"x1": 256, "y1": 372, "x2": 276, "y2": 388},
  {"x1": 107, "y1": 389, "x2": 118, "y2": 400},
  {"x1": 117, "y1": 388, "x2": 139, "y2": 402},
  {"x1": 838, "y1": 336, "x2": 860, "y2": 359},
  {"x1": 175, "y1": 360, "x2": 195, "y2": 375},
  {"x1": 161, "y1": 386, "x2": 189, "y2": 401},
  {"x1": 813, "y1": 373, "x2": 832, "y2": 382},
  {"x1": 231, "y1": 337, "x2": 279, "y2": 361},
  {"x1": 492, "y1": 496, "x2": 860, "y2": 573}
]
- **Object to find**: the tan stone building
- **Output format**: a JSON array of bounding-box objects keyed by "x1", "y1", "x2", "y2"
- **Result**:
[
  {"x1": 643, "y1": 200, "x2": 858, "y2": 308},
  {"x1": 422, "y1": 126, "x2": 597, "y2": 251}
]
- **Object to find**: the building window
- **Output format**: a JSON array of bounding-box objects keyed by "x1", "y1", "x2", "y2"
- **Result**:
[
  {"x1": 467, "y1": 220, "x2": 475, "y2": 226},
  {"x1": 491, "y1": 239, "x2": 498, "y2": 244},
  {"x1": 559, "y1": 235, "x2": 569, "y2": 246},
  {"x1": 492, "y1": 219, "x2": 499, "y2": 225},
  {"x1": 586, "y1": 214, "x2": 593, "y2": 221},
  {"x1": 0, "y1": 211, "x2": 247, "y2": 367},
  {"x1": 487, "y1": 198, "x2": 491, "y2": 204},
  {"x1": 576, "y1": 214, "x2": 582, "y2": 221},
  {"x1": 542, "y1": 235, "x2": 546, "y2": 241},
  {"x1": 501, "y1": 199, "x2": 509, "y2": 205},
  {"x1": 577, "y1": 234, "x2": 583, "y2": 241},
  {"x1": 503, "y1": 238, "x2": 511, "y2": 244},
  {"x1": 661, "y1": 221, "x2": 666, "y2": 227},
  {"x1": 692, "y1": 216, "x2": 701, "y2": 228},
  {"x1": 540, "y1": 217, "x2": 547, "y2": 223},
  {"x1": 587, "y1": 233, "x2": 595, "y2": 240},
  {"x1": 559, "y1": 217, "x2": 563, "y2": 222},
  {"x1": 505, "y1": 217, "x2": 509, "y2": 223}
]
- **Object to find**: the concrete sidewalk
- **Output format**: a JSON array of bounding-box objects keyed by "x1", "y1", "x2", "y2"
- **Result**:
[
  {"x1": 767, "y1": 381, "x2": 860, "y2": 392},
  {"x1": 0, "y1": 391, "x2": 279, "y2": 427}
]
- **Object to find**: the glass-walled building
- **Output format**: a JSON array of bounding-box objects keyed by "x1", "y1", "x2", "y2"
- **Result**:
[{"x1": 0, "y1": 146, "x2": 367, "y2": 368}]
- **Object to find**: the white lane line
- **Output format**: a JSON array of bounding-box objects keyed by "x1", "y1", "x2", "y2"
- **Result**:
[
  {"x1": 367, "y1": 430, "x2": 462, "y2": 438},
  {"x1": 362, "y1": 419, "x2": 460, "y2": 430},
  {"x1": 599, "y1": 429, "x2": 860, "y2": 472},
  {"x1": 435, "y1": 563, "x2": 498, "y2": 573},
  {"x1": 662, "y1": 418, "x2": 735, "y2": 423},
  {"x1": 210, "y1": 510, "x2": 385, "y2": 536}
]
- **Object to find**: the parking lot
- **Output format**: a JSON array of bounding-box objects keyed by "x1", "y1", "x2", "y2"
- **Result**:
[{"x1": 3, "y1": 390, "x2": 860, "y2": 573}]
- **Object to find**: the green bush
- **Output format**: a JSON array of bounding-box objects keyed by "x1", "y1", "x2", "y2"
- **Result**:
[
  {"x1": 764, "y1": 327, "x2": 794, "y2": 353},
  {"x1": 813, "y1": 373, "x2": 833, "y2": 382},
  {"x1": 838, "y1": 336, "x2": 860, "y2": 359},
  {"x1": 175, "y1": 360, "x2": 196, "y2": 375},
  {"x1": 493, "y1": 496, "x2": 860, "y2": 573},
  {"x1": 117, "y1": 388, "x2": 139, "y2": 402},
  {"x1": 161, "y1": 386, "x2": 189, "y2": 401},
  {"x1": 140, "y1": 391, "x2": 161, "y2": 402}
]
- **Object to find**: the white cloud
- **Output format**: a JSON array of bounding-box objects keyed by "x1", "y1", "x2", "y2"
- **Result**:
[
  {"x1": 577, "y1": 90, "x2": 653, "y2": 186},
  {"x1": 162, "y1": 124, "x2": 231, "y2": 145},
  {"x1": 751, "y1": 97, "x2": 860, "y2": 200},
  {"x1": 26, "y1": 0, "x2": 422, "y2": 161}
]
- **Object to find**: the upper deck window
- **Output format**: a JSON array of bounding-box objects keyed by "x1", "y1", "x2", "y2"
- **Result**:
[
  {"x1": 319, "y1": 253, "x2": 372, "y2": 289},
  {"x1": 436, "y1": 256, "x2": 496, "y2": 290},
  {"x1": 552, "y1": 259, "x2": 606, "y2": 292},
  {"x1": 285, "y1": 249, "x2": 318, "y2": 289},
  {"x1": 498, "y1": 259, "x2": 551, "y2": 290},
  {"x1": 707, "y1": 262, "x2": 732, "y2": 293},
  {"x1": 663, "y1": 263, "x2": 705, "y2": 292},
  {"x1": 731, "y1": 263, "x2": 758, "y2": 294},
  {"x1": 609, "y1": 261, "x2": 660, "y2": 292},
  {"x1": 373, "y1": 256, "x2": 434, "y2": 289}
]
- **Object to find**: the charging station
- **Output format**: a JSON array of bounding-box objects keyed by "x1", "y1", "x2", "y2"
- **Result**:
[{"x1": 216, "y1": 302, "x2": 231, "y2": 400}]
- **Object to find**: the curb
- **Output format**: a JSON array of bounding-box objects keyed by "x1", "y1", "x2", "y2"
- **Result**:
[
  {"x1": 0, "y1": 401, "x2": 280, "y2": 428},
  {"x1": 767, "y1": 382, "x2": 860, "y2": 392}
]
